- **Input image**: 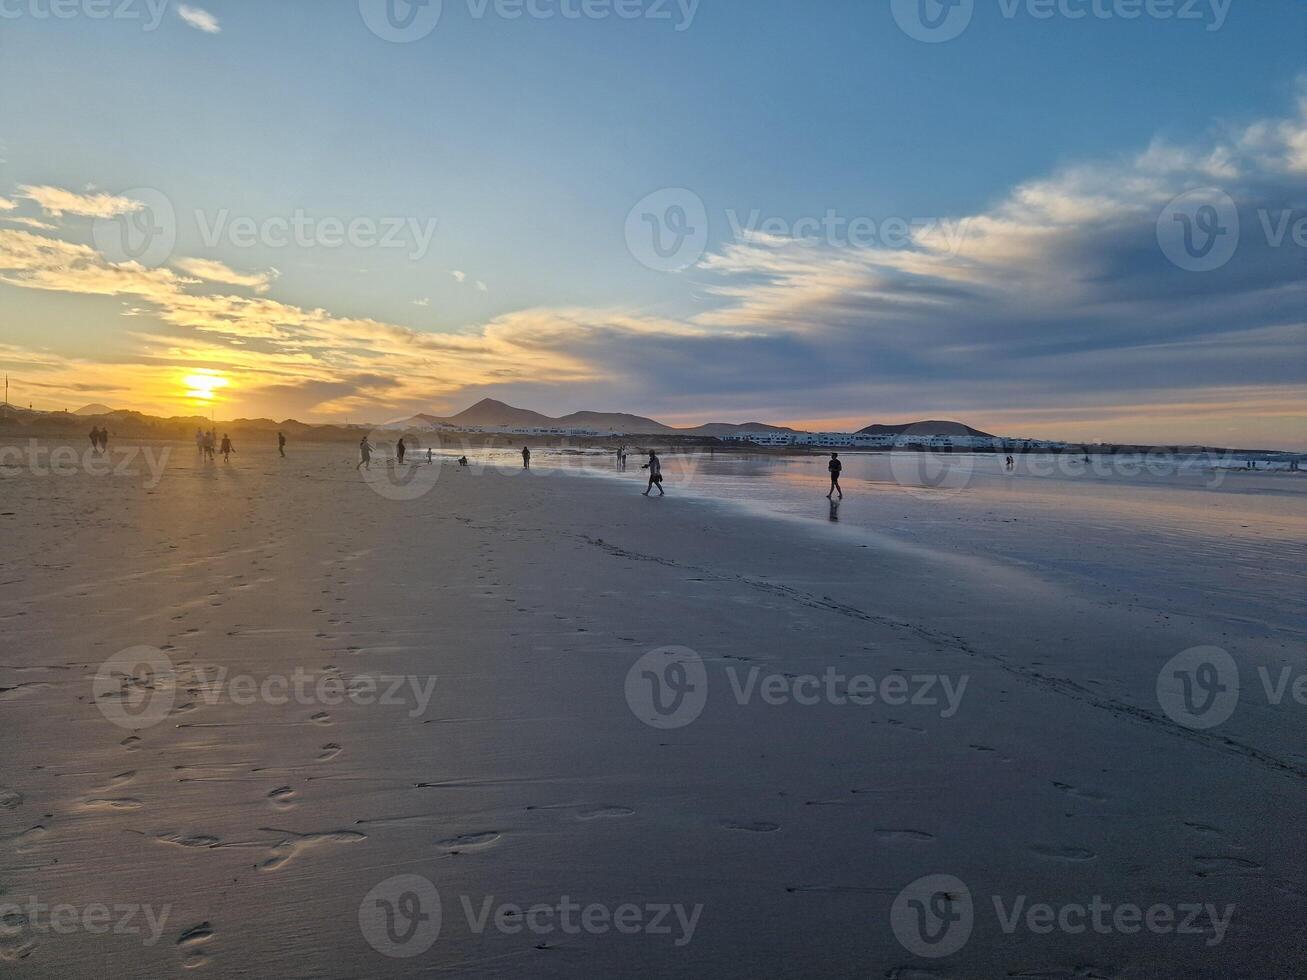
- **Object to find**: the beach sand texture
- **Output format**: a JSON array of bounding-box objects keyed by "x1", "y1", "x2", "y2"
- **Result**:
[{"x1": 1, "y1": 442, "x2": 1303, "y2": 978}]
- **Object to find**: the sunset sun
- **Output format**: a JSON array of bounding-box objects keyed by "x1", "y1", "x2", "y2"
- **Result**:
[{"x1": 183, "y1": 371, "x2": 229, "y2": 403}]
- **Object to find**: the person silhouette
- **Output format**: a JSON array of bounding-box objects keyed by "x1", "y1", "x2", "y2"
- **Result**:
[
  {"x1": 278, "y1": 431, "x2": 287, "y2": 457},
  {"x1": 522, "y1": 446, "x2": 531, "y2": 469},
  {"x1": 826, "y1": 452, "x2": 843, "y2": 499},
  {"x1": 357, "y1": 436, "x2": 373, "y2": 470},
  {"x1": 89, "y1": 426, "x2": 101, "y2": 454},
  {"x1": 220, "y1": 434, "x2": 235, "y2": 462},
  {"x1": 396, "y1": 437, "x2": 407, "y2": 465},
  {"x1": 641, "y1": 450, "x2": 664, "y2": 496}
]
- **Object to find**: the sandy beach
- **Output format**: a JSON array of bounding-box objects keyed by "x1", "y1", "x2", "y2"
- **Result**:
[{"x1": 0, "y1": 439, "x2": 1304, "y2": 977}]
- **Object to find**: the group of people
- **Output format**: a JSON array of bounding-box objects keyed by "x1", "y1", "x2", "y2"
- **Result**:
[
  {"x1": 194, "y1": 428, "x2": 236, "y2": 462},
  {"x1": 87, "y1": 426, "x2": 109, "y2": 454}
]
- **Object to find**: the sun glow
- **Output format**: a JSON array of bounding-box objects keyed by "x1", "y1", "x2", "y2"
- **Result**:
[{"x1": 183, "y1": 371, "x2": 229, "y2": 403}]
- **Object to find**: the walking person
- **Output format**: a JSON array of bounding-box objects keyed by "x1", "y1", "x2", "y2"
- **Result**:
[
  {"x1": 278, "y1": 431, "x2": 287, "y2": 458},
  {"x1": 195, "y1": 428, "x2": 205, "y2": 456},
  {"x1": 521, "y1": 445, "x2": 530, "y2": 469},
  {"x1": 98, "y1": 427, "x2": 108, "y2": 453},
  {"x1": 88, "y1": 426, "x2": 101, "y2": 454},
  {"x1": 641, "y1": 450, "x2": 664, "y2": 496},
  {"x1": 357, "y1": 436, "x2": 373, "y2": 470},
  {"x1": 826, "y1": 452, "x2": 843, "y2": 499},
  {"x1": 219, "y1": 434, "x2": 235, "y2": 462},
  {"x1": 396, "y1": 437, "x2": 407, "y2": 466}
]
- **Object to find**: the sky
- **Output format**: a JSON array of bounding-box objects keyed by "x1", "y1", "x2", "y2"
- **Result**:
[{"x1": 0, "y1": 0, "x2": 1304, "y2": 447}]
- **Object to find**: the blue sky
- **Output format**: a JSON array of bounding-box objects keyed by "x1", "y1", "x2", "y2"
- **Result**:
[{"x1": 0, "y1": 0, "x2": 1304, "y2": 445}]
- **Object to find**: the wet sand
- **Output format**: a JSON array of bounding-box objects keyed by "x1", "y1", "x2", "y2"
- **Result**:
[{"x1": 0, "y1": 441, "x2": 1303, "y2": 977}]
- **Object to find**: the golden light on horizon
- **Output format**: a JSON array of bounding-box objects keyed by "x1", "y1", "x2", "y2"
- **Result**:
[{"x1": 183, "y1": 371, "x2": 230, "y2": 403}]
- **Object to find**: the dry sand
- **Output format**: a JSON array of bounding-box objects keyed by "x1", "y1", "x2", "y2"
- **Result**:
[{"x1": 0, "y1": 440, "x2": 1303, "y2": 977}]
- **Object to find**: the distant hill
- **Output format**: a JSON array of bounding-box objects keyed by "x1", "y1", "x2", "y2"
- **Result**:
[
  {"x1": 402, "y1": 399, "x2": 800, "y2": 436},
  {"x1": 859, "y1": 420, "x2": 997, "y2": 439},
  {"x1": 443, "y1": 398, "x2": 557, "y2": 429},
  {"x1": 75, "y1": 403, "x2": 115, "y2": 416}
]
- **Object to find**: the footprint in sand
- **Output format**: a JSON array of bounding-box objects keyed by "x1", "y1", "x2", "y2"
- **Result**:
[
  {"x1": 93, "y1": 772, "x2": 136, "y2": 792},
  {"x1": 309, "y1": 712, "x2": 332, "y2": 725},
  {"x1": 317, "y1": 743, "x2": 342, "y2": 762},
  {"x1": 575, "y1": 806, "x2": 635, "y2": 820},
  {"x1": 1192, "y1": 855, "x2": 1262, "y2": 877},
  {"x1": 176, "y1": 922, "x2": 215, "y2": 969},
  {"x1": 1183, "y1": 821, "x2": 1223, "y2": 836},
  {"x1": 157, "y1": 832, "x2": 221, "y2": 849},
  {"x1": 720, "y1": 819, "x2": 780, "y2": 833},
  {"x1": 875, "y1": 829, "x2": 935, "y2": 843},
  {"x1": 1030, "y1": 844, "x2": 1097, "y2": 862},
  {"x1": 120, "y1": 736, "x2": 142, "y2": 750},
  {"x1": 0, "y1": 787, "x2": 23, "y2": 810},
  {"x1": 435, "y1": 831, "x2": 502, "y2": 853},
  {"x1": 1052, "y1": 781, "x2": 1108, "y2": 803},
  {"x1": 80, "y1": 798, "x2": 144, "y2": 811},
  {"x1": 259, "y1": 828, "x2": 366, "y2": 871},
  {"x1": 267, "y1": 787, "x2": 297, "y2": 810}
]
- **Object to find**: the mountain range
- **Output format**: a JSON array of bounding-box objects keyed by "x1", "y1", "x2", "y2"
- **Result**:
[{"x1": 401, "y1": 399, "x2": 800, "y2": 437}]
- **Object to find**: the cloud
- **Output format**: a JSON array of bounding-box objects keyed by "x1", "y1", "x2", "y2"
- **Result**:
[
  {"x1": 475, "y1": 280, "x2": 488, "y2": 292},
  {"x1": 412, "y1": 297, "x2": 431, "y2": 306},
  {"x1": 2, "y1": 83, "x2": 1305, "y2": 446},
  {"x1": 177, "y1": 4, "x2": 220, "y2": 33},
  {"x1": 19, "y1": 185, "x2": 143, "y2": 219},
  {"x1": 2, "y1": 215, "x2": 57, "y2": 231},
  {"x1": 174, "y1": 258, "x2": 277, "y2": 293},
  {"x1": 0, "y1": 197, "x2": 15, "y2": 212}
]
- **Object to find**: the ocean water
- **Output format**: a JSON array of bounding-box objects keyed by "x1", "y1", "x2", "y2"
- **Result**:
[{"x1": 441, "y1": 447, "x2": 1307, "y2": 631}]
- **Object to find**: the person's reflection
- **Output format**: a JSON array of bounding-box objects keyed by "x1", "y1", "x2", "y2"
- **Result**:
[{"x1": 828, "y1": 497, "x2": 841, "y2": 522}]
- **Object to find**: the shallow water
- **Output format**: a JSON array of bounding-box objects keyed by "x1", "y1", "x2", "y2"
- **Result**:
[{"x1": 441, "y1": 447, "x2": 1307, "y2": 633}]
